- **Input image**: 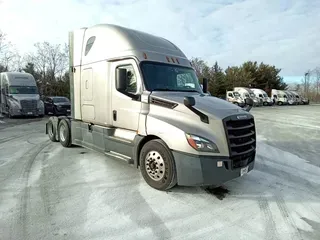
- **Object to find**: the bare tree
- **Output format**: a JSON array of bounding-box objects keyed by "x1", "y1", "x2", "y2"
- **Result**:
[
  {"x1": 0, "y1": 30, "x2": 15, "y2": 70},
  {"x1": 26, "y1": 42, "x2": 68, "y2": 80}
]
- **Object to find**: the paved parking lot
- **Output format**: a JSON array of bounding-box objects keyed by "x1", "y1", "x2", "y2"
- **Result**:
[
  {"x1": 0, "y1": 105, "x2": 319, "y2": 240},
  {"x1": 0, "y1": 115, "x2": 47, "y2": 130}
]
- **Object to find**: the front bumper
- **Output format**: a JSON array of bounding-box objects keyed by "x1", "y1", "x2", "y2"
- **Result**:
[
  {"x1": 10, "y1": 108, "x2": 43, "y2": 117},
  {"x1": 172, "y1": 151, "x2": 255, "y2": 187},
  {"x1": 55, "y1": 107, "x2": 71, "y2": 115},
  {"x1": 238, "y1": 102, "x2": 245, "y2": 107}
]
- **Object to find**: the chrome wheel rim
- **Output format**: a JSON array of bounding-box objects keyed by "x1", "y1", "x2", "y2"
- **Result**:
[
  {"x1": 59, "y1": 125, "x2": 66, "y2": 142},
  {"x1": 145, "y1": 151, "x2": 165, "y2": 181}
]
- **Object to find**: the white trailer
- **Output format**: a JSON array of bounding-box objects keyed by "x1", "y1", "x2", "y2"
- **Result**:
[{"x1": 45, "y1": 24, "x2": 256, "y2": 191}]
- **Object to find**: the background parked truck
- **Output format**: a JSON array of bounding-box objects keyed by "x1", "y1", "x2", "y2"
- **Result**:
[
  {"x1": 0, "y1": 72, "x2": 44, "y2": 118},
  {"x1": 46, "y1": 23, "x2": 256, "y2": 191},
  {"x1": 225, "y1": 90, "x2": 246, "y2": 107},
  {"x1": 271, "y1": 89, "x2": 288, "y2": 105},
  {"x1": 233, "y1": 87, "x2": 261, "y2": 107},
  {"x1": 250, "y1": 88, "x2": 273, "y2": 106}
]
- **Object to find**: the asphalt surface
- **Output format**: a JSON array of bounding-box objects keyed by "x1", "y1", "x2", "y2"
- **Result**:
[{"x1": 0, "y1": 105, "x2": 319, "y2": 240}]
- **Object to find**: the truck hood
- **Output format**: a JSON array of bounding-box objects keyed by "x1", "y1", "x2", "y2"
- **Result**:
[
  {"x1": 150, "y1": 91, "x2": 250, "y2": 119},
  {"x1": 10, "y1": 94, "x2": 40, "y2": 101}
]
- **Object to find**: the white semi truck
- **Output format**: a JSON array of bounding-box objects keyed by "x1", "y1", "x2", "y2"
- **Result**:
[
  {"x1": 46, "y1": 24, "x2": 256, "y2": 191},
  {"x1": 271, "y1": 89, "x2": 288, "y2": 105},
  {"x1": 250, "y1": 88, "x2": 273, "y2": 106},
  {"x1": 233, "y1": 87, "x2": 262, "y2": 107},
  {"x1": 225, "y1": 90, "x2": 246, "y2": 107},
  {"x1": 0, "y1": 72, "x2": 44, "y2": 118}
]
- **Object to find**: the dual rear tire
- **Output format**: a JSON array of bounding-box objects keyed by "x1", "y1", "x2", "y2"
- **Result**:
[{"x1": 47, "y1": 118, "x2": 72, "y2": 147}]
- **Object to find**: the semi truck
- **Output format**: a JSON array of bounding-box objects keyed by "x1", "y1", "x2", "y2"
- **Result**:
[
  {"x1": 45, "y1": 24, "x2": 256, "y2": 191},
  {"x1": 233, "y1": 87, "x2": 261, "y2": 107},
  {"x1": 284, "y1": 91, "x2": 296, "y2": 105},
  {"x1": 250, "y1": 88, "x2": 273, "y2": 106},
  {"x1": 271, "y1": 89, "x2": 288, "y2": 105},
  {"x1": 225, "y1": 90, "x2": 246, "y2": 107},
  {"x1": 0, "y1": 72, "x2": 44, "y2": 118}
]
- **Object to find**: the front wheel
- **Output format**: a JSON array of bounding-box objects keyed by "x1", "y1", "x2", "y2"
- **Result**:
[{"x1": 140, "y1": 139, "x2": 177, "y2": 191}]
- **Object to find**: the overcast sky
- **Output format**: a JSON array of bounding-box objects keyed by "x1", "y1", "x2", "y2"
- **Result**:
[{"x1": 0, "y1": 0, "x2": 319, "y2": 83}]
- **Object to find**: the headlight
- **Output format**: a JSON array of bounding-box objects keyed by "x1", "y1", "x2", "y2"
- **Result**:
[
  {"x1": 185, "y1": 133, "x2": 219, "y2": 153},
  {"x1": 37, "y1": 100, "x2": 44, "y2": 108}
]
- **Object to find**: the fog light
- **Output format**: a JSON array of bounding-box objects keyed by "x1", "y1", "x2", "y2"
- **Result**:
[{"x1": 217, "y1": 161, "x2": 223, "y2": 167}]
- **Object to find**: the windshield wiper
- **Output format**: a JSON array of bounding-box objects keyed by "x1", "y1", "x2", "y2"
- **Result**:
[{"x1": 152, "y1": 88, "x2": 177, "y2": 91}]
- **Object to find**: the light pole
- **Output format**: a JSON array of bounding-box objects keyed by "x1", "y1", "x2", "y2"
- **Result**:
[{"x1": 304, "y1": 72, "x2": 309, "y2": 95}]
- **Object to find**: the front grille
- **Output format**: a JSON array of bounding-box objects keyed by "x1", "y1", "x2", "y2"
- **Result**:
[
  {"x1": 20, "y1": 100, "x2": 37, "y2": 112},
  {"x1": 223, "y1": 115, "x2": 256, "y2": 169}
]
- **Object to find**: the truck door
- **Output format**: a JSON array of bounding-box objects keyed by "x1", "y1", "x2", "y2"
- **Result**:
[{"x1": 111, "y1": 59, "x2": 142, "y2": 131}]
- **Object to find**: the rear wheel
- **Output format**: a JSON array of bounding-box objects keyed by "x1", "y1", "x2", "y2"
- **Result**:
[
  {"x1": 58, "y1": 119, "x2": 72, "y2": 147},
  {"x1": 140, "y1": 139, "x2": 177, "y2": 191},
  {"x1": 47, "y1": 119, "x2": 58, "y2": 142}
]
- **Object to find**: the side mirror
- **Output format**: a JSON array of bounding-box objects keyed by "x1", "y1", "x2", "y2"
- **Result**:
[
  {"x1": 184, "y1": 96, "x2": 195, "y2": 107},
  {"x1": 202, "y1": 78, "x2": 208, "y2": 93},
  {"x1": 116, "y1": 68, "x2": 127, "y2": 91},
  {"x1": 243, "y1": 98, "x2": 253, "y2": 112}
]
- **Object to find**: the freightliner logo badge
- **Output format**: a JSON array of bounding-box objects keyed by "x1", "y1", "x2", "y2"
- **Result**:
[{"x1": 237, "y1": 115, "x2": 248, "y2": 120}]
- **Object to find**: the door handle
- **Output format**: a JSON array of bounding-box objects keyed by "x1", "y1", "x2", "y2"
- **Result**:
[{"x1": 113, "y1": 110, "x2": 117, "y2": 121}]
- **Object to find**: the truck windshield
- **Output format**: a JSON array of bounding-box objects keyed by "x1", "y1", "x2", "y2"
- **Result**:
[
  {"x1": 53, "y1": 97, "x2": 69, "y2": 103},
  {"x1": 9, "y1": 86, "x2": 38, "y2": 94},
  {"x1": 233, "y1": 92, "x2": 240, "y2": 97},
  {"x1": 140, "y1": 62, "x2": 203, "y2": 93},
  {"x1": 263, "y1": 93, "x2": 268, "y2": 97}
]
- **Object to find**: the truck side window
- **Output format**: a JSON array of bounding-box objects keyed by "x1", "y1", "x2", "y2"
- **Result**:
[
  {"x1": 228, "y1": 93, "x2": 233, "y2": 97},
  {"x1": 117, "y1": 65, "x2": 137, "y2": 94},
  {"x1": 85, "y1": 36, "x2": 96, "y2": 56}
]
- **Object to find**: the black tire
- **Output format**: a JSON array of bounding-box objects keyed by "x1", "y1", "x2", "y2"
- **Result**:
[
  {"x1": 234, "y1": 102, "x2": 239, "y2": 106},
  {"x1": 58, "y1": 119, "x2": 72, "y2": 147},
  {"x1": 140, "y1": 139, "x2": 177, "y2": 191},
  {"x1": 278, "y1": 101, "x2": 283, "y2": 106},
  {"x1": 7, "y1": 107, "x2": 13, "y2": 118},
  {"x1": 47, "y1": 120, "x2": 58, "y2": 142}
]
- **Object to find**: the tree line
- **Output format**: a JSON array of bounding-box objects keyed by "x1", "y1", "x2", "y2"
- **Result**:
[{"x1": 1, "y1": 29, "x2": 319, "y2": 101}]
